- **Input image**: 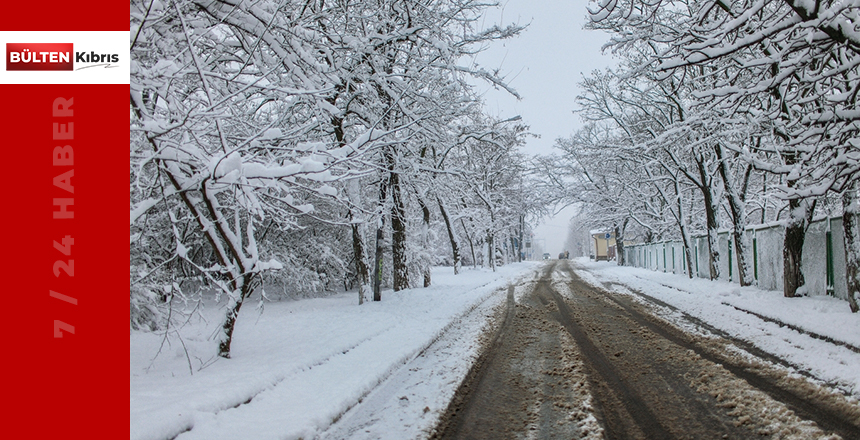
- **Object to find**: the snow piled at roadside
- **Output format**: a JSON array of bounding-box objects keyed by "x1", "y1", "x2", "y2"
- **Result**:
[
  {"x1": 130, "y1": 262, "x2": 539, "y2": 440},
  {"x1": 573, "y1": 257, "x2": 860, "y2": 398}
]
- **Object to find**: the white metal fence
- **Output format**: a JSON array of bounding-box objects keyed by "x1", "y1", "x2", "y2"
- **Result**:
[{"x1": 623, "y1": 215, "x2": 854, "y2": 300}]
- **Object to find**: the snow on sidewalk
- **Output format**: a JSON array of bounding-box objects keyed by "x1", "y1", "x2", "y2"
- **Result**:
[
  {"x1": 572, "y1": 257, "x2": 860, "y2": 399},
  {"x1": 130, "y1": 262, "x2": 540, "y2": 440}
]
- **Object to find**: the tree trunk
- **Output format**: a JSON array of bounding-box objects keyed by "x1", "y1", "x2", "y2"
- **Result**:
[
  {"x1": 841, "y1": 184, "x2": 860, "y2": 312},
  {"x1": 716, "y1": 143, "x2": 754, "y2": 286},
  {"x1": 783, "y1": 198, "x2": 811, "y2": 297},
  {"x1": 332, "y1": 100, "x2": 370, "y2": 303},
  {"x1": 419, "y1": 196, "x2": 431, "y2": 287},
  {"x1": 461, "y1": 218, "x2": 477, "y2": 269},
  {"x1": 732, "y1": 232, "x2": 753, "y2": 286},
  {"x1": 681, "y1": 228, "x2": 695, "y2": 279},
  {"x1": 698, "y1": 158, "x2": 721, "y2": 280},
  {"x1": 674, "y1": 180, "x2": 695, "y2": 279},
  {"x1": 218, "y1": 297, "x2": 243, "y2": 358},
  {"x1": 373, "y1": 176, "x2": 387, "y2": 302},
  {"x1": 373, "y1": 222, "x2": 384, "y2": 301},
  {"x1": 347, "y1": 177, "x2": 369, "y2": 304},
  {"x1": 352, "y1": 223, "x2": 369, "y2": 304},
  {"x1": 487, "y1": 231, "x2": 495, "y2": 272},
  {"x1": 391, "y1": 171, "x2": 409, "y2": 291},
  {"x1": 518, "y1": 215, "x2": 524, "y2": 262},
  {"x1": 374, "y1": 143, "x2": 394, "y2": 300},
  {"x1": 729, "y1": 220, "x2": 750, "y2": 285},
  {"x1": 615, "y1": 219, "x2": 628, "y2": 266},
  {"x1": 438, "y1": 198, "x2": 461, "y2": 274},
  {"x1": 217, "y1": 274, "x2": 254, "y2": 358}
]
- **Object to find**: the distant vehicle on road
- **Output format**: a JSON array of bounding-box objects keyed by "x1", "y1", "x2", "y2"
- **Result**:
[{"x1": 542, "y1": 253, "x2": 551, "y2": 260}]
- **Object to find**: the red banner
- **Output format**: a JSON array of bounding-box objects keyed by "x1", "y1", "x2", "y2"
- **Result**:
[{"x1": 1, "y1": 3, "x2": 129, "y2": 439}]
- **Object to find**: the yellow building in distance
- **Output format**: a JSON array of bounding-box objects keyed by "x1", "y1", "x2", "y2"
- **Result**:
[{"x1": 591, "y1": 231, "x2": 616, "y2": 261}]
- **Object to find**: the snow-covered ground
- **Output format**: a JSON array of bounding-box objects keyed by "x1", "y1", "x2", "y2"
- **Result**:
[
  {"x1": 131, "y1": 258, "x2": 860, "y2": 440},
  {"x1": 573, "y1": 257, "x2": 860, "y2": 400},
  {"x1": 130, "y1": 262, "x2": 541, "y2": 440}
]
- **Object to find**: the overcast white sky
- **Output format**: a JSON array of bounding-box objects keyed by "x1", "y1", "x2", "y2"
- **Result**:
[{"x1": 470, "y1": 0, "x2": 618, "y2": 256}]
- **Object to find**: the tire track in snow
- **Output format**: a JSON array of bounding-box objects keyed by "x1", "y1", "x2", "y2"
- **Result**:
[
  {"x1": 162, "y1": 325, "x2": 397, "y2": 440},
  {"x1": 427, "y1": 284, "x2": 519, "y2": 439},
  {"x1": 569, "y1": 263, "x2": 860, "y2": 440},
  {"x1": 432, "y1": 263, "x2": 604, "y2": 440},
  {"x1": 724, "y1": 303, "x2": 860, "y2": 355},
  {"x1": 623, "y1": 273, "x2": 860, "y2": 355},
  {"x1": 319, "y1": 273, "x2": 539, "y2": 440}
]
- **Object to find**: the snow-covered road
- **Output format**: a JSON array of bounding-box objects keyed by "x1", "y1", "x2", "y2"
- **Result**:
[
  {"x1": 434, "y1": 260, "x2": 860, "y2": 439},
  {"x1": 131, "y1": 258, "x2": 860, "y2": 440},
  {"x1": 573, "y1": 258, "x2": 860, "y2": 399}
]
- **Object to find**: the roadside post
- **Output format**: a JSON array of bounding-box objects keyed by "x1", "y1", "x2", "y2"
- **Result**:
[{"x1": 605, "y1": 233, "x2": 611, "y2": 260}]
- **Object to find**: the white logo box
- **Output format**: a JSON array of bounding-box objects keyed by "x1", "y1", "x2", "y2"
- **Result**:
[{"x1": 0, "y1": 31, "x2": 129, "y2": 84}]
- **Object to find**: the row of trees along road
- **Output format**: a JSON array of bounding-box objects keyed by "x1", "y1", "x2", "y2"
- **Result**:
[
  {"x1": 538, "y1": 0, "x2": 859, "y2": 311},
  {"x1": 129, "y1": 0, "x2": 544, "y2": 358}
]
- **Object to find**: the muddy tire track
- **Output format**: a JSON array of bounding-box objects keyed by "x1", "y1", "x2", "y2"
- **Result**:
[
  {"x1": 548, "y1": 267, "x2": 752, "y2": 440},
  {"x1": 433, "y1": 261, "x2": 860, "y2": 440},
  {"x1": 564, "y1": 263, "x2": 860, "y2": 440},
  {"x1": 431, "y1": 265, "x2": 597, "y2": 440}
]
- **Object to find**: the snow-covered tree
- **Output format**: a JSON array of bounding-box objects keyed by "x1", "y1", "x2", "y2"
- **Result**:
[
  {"x1": 130, "y1": 0, "x2": 538, "y2": 360},
  {"x1": 130, "y1": 0, "x2": 392, "y2": 357},
  {"x1": 587, "y1": 0, "x2": 860, "y2": 302}
]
